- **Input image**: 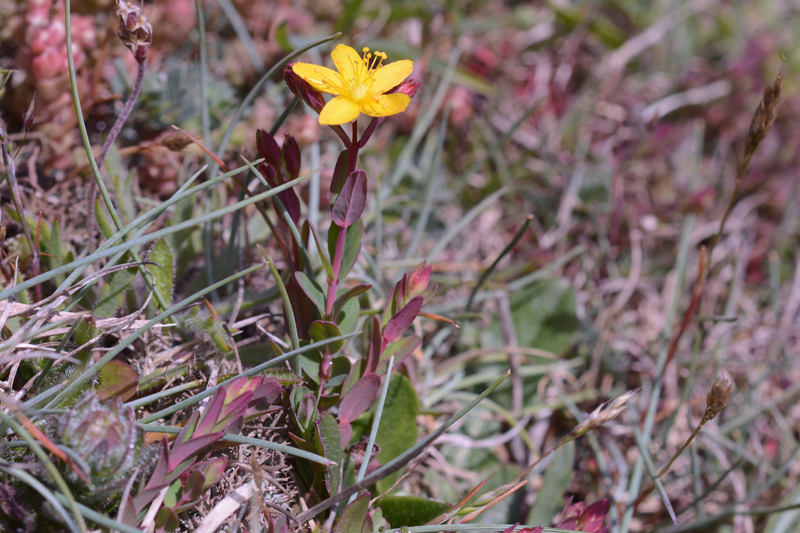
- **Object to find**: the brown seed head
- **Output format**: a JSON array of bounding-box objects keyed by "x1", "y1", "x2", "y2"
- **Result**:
[
  {"x1": 116, "y1": 0, "x2": 152, "y2": 63},
  {"x1": 705, "y1": 376, "x2": 732, "y2": 422},
  {"x1": 744, "y1": 70, "x2": 783, "y2": 159},
  {"x1": 568, "y1": 389, "x2": 638, "y2": 441},
  {"x1": 160, "y1": 132, "x2": 192, "y2": 152}
]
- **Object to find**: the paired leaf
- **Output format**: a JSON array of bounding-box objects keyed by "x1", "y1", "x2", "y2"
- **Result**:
[
  {"x1": 333, "y1": 492, "x2": 371, "y2": 533},
  {"x1": 295, "y1": 272, "x2": 326, "y2": 313},
  {"x1": 383, "y1": 296, "x2": 424, "y2": 343},
  {"x1": 309, "y1": 321, "x2": 344, "y2": 356},
  {"x1": 333, "y1": 283, "x2": 371, "y2": 320},
  {"x1": 332, "y1": 170, "x2": 367, "y2": 229},
  {"x1": 328, "y1": 219, "x2": 363, "y2": 280},
  {"x1": 338, "y1": 373, "x2": 381, "y2": 425}
]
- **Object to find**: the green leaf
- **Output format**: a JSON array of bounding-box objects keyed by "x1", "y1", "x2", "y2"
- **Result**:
[
  {"x1": 527, "y1": 439, "x2": 575, "y2": 527},
  {"x1": 333, "y1": 492, "x2": 370, "y2": 533},
  {"x1": 333, "y1": 283, "x2": 371, "y2": 321},
  {"x1": 295, "y1": 272, "x2": 326, "y2": 313},
  {"x1": 314, "y1": 413, "x2": 346, "y2": 496},
  {"x1": 149, "y1": 238, "x2": 175, "y2": 308},
  {"x1": 499, "y1": 279, "x2": 579, "y2": 354},
  {"x1": 376, "y1": 496, "x2": 451, "y2": 528},
  {"x1": 309, "y1": 321, "x2": 344, "y2": 356},
  {"x1": 337, "y1": 296, "x2": 360, "y2": 337},
  {"x1": 95, "y1": 198, "x2": 115, "y2": 240},
  {"x1": 95, "y1": 360, "x2": 139, "y2": 401},
  {"x1": 94, "y1": 267, "x2": 136, "y2": 318},
  {"x1": 155, "y1": 506, "x2": 179, "y2": 531},
  {"x1": 375, "y1": 374, "x2": 419, "y2": 492},
  {"x1": 328, "y1": 219, "x2": 362, "y2": 280}
]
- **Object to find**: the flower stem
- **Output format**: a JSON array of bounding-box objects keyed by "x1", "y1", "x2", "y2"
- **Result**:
[
  {"x1": 98, "y1": 59, "x2": 147, "y2": 168},
  {"x1": 325, "y1": 121, "x2": 360, "y2": 316},
  {"x1": 88, "y1": 59, "x2": 147, "y2": 254}
]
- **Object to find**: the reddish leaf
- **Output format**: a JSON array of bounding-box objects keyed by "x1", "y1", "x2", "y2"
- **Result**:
[
  {"x1": 332, "y1": 170, "x2": 367, "y2": 229},
  {"x1": 383, "y1": 295, "x2": 424, "y2": 343},
  {"x1": 200, "y1": 457, "x2": 226, "y2": 489},
  {"x1": 330, "y1": 150, "x2": 349, "y2": 197},
  {"x1": 366, "y1": 315, "x2": 382, "y2": 373},
  {"x1": 167, "y1": 433, "x2": 224, "y2": 471},
  {"x1": 252, "y1": 377, "x2": 281, "y2": 406},
  {"x1": 338, "y1": 373, "x2": 381, "y2": 424}
]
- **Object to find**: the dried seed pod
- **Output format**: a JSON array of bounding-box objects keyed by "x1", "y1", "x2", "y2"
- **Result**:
[
  {"x1": 704, "y1": 376, "x2": 732, "y2": 422},
  {"x1": 160, "y1": 131, "x2": 192, "y2": 152}
]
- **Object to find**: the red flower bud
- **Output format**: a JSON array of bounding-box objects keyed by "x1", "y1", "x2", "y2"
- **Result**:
[
  {"x1": 284, "y1": 64, "x2": 326, "y2": 114},
  {"x1": 389, "y1": 79, "x2": 420, "y2": 100},
  {"x1": 407, "y1": 261, "x2": 432, "y2": 299},
  {"x1": 256, "y1": 129, "x2": 281, "y2": 170}
]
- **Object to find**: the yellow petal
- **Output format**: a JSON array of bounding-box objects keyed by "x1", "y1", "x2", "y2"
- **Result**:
[
  {"x1": 331, "y1": 44, "x2": 364, "y2": 83},
  {"x1": 292, "y1": 63, "x2": 344, "y2": 95},
  {"x1": 358, "y1": 93, "x2": 411, "y2": 118},
  {"x1": 369, "y1": 60, "x2": 414, "y2": 95},
  {"x1": 319, "y1": 96, "x2": 361, "y2": 125}
]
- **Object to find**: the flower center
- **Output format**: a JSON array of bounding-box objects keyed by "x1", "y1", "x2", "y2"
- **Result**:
[{"x1": 350, "y1": 82, "x2": 367, "y2": 101}]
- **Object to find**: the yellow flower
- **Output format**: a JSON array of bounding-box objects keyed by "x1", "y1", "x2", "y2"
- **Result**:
[{"x1": 292, "y1": 44, "x2": 414, "y2": 125}]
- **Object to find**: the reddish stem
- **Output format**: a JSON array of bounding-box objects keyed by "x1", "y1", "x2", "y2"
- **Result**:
[{"x1": 325, "y1": 121, "x2": 360, "y2": 316}]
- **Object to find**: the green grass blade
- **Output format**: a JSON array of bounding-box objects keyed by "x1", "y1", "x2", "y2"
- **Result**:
[
  {"x1": 138, "y1": 424, "x2": 334, "y2": 466},
  {"x1": 0, "y1": 170, "x2": 312, "y2": 302},
  {"x1": 466, "y1": 214, "x2": 533, "y2": 311}
]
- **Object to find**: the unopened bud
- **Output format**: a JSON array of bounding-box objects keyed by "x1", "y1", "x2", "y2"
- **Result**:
[
  {"x1": 389, "y1": 79, "x2": 420, "y2": 100},
  {"x1": 116, "y1": 0, "x2": 152, "y2": 63},
  {"x1": 284, "y1": 64, "x2": 326, "y2": 114}
]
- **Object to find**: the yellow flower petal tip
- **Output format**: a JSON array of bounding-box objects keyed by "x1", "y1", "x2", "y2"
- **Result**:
[{"x1": 292, "y1": 44, "x2": 414, "y2": 125}]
